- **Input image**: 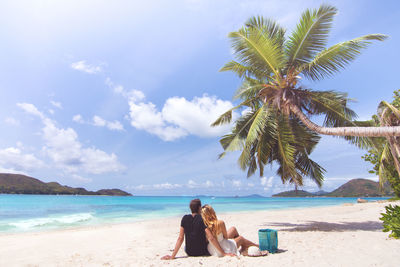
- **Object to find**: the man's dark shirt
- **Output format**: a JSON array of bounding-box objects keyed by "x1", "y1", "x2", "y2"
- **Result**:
[{"x1": 180, "y1": 214, "x2": 209, "y2": 256}]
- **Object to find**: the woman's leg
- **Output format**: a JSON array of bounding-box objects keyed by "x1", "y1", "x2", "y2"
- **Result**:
[
  {"x1": 227, "y1": 226, "x2": 239, "y2": 239},
  {"x1": 234, "y1": 235, "x2": 258, "y2": 254}
]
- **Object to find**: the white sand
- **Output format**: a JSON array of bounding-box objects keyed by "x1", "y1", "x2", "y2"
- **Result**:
[{"x1": 1, "y1": 201, "x2": 399, "y2": 267}]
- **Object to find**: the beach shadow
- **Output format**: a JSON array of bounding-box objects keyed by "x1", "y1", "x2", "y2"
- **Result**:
[
  {"x1": 272, "y1": 249, "x2": 287, "y2": 254},
  {"x1": 263, "y1": 221, "x2": 383, "y2": 232}
]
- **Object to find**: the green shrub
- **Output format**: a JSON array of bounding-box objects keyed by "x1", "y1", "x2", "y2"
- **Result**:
[{"x1": 380, "y1": 204, "x2": 400, "y2": 239}]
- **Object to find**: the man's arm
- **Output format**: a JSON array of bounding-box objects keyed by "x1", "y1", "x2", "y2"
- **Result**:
[
  {"x1": 205, "y1": 228, "x2": 235, "y2": 257},
  {"x1": 161, "y1": 227, "x2": 184, "y2": 260}
]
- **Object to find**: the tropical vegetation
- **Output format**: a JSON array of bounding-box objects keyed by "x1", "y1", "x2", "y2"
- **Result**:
[
  {"x1": 362, "y1": 90, "x2": 400, "y2": 197},
  {"x1": 0, "y1": 173, "x2": 132, "y2": 196},
  {"x1": 380, "y1": 204, "x2": 400, "y2": 239},
  {"x1": 273, "y1": 178, "x2": 393, "y2": 197},
  {"x1": 212, "y1": 4, "x2": 399, "y2": 187}
]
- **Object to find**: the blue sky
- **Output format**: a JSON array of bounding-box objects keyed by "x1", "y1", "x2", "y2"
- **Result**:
[{"x1": 0, "y1": 0, "x2": 399, "y2": 196}]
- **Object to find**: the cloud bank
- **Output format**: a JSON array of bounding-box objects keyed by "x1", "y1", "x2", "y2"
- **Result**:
[
  {"x1": 106, "y1": 78, "x2": 235, "y2": 141},
  {"x1": 18, "y1": 102, "x2": 124, "y2": 175}
]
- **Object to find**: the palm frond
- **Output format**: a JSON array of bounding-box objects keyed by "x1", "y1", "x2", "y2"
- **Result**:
[
  {"x1": 238, "y1": 105, "x2": 272, "y2": 170},
  {"x1": 233, "y1": 78, "x2": 265, "y2": 100},
  {"x1": 295, "y1": 155, "x2": 325, "y2": 187},
  {"x1": 245, "y1": 16, "x2": 286, "y2": 47},
  {"x1": 302, "y1": 34, "x2": 388, "y2": 80},
  {"x1": 229, "y1": 26, "x2": 285, "y2": 79},
  {"x1": 244, "y1": 105, "x2": 270, "y2": 146},
  {"x1": 218, "y1": 110, "x2": 261, "y2": 158},
  {"x1": 306, "y1": 90, "x2": 357, "y2": 126},
  {"x1": 342, "y1": 120, "x2": 382, "y2": 149},
  {"x1": 275, "y1": 115, "x2": 297, "y2": 178},
  {"x1": 378, "y1": 143, "x2": 392, "y2": 188},
  {"x1": 220, "y1": 61, "x2": 250, "y2": 78},
  {"x1": 211, "y1": 97, "x2": 257, "y2": 127},
  {"x1": 286, "y1": 5, "x2": 337, "y2": 67},
  {"x1": 220, "y1": 61, "x2": 266, "y2": 80},
  {"x1": 378, "y1": 100, "x2": 400, "y2": 122}
]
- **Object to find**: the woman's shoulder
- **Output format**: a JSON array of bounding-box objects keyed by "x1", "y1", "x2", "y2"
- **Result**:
[{"x1": 217, "y1": 220, "x2": 225, "y2": 227}]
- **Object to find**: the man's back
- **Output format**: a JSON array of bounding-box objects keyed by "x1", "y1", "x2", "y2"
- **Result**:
[{"x1": 180, "y1": 214, "x2": 209, "y2": 256}]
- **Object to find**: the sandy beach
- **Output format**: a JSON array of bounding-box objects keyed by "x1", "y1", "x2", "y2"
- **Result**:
[{"x1": 1, "y1": 201, "x2": 399, "y2": 267}]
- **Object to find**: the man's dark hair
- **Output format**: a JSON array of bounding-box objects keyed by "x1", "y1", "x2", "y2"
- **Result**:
[{"x1": 190, "y1": 199, "x2": 202, "y2": 213}]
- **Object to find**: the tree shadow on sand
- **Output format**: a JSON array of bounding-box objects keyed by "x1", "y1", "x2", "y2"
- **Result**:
[{"x1": 263, "y1": 221, "x2": 383, "y2": 232}]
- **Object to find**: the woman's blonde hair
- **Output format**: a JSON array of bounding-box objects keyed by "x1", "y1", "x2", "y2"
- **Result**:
[{"x1": 201, "y1": 205, "x2": 219, "y2": 236}]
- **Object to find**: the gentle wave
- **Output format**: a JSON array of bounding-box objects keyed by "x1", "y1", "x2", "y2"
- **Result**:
[
  {"x1": 0, "y1": 195, "x2": 389, "y2": 233},
  {"x1": 7, "y1": 213, "x2": 94, "y2": 230}
]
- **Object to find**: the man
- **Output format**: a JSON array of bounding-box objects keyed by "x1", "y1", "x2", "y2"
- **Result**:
[{"x1": 161, "y1": 199, "x2": 234, "y2": 260}]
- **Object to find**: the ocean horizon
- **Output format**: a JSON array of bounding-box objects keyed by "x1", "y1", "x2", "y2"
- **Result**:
[{"x1": 0, "y1": 194, "x2": 388, "y2": 233}]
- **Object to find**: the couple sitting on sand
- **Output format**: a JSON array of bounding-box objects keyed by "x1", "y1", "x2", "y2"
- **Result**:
[{"x1": 162, "y1": 199, "x2": 265, "y2": 260}]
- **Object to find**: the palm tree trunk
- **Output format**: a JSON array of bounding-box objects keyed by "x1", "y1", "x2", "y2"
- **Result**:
[
  {"x1": 387, "y1": 136, "x2": 400, "y2": 177},
  {"x1": 290, "y1": 105, "x2": 400, "y2": 137}
]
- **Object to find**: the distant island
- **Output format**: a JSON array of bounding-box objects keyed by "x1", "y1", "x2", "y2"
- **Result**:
[
  {"x1": 0, "y1": 173, "x2": 132, "y2": 196},
  {"x1": 272, "y1": 178, "x2": 394, "y2": 197},
  {"x1": 241, "y1": 194, "x2": 265, "y2": 198}
]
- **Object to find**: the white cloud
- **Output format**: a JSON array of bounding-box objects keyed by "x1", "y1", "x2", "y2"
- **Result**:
[
  {"x1": 153, "y1": 182, "x2": 182, "y2": 189},
  {"x1": 0, "y1": 146, "x2": 44, "y2": 172},
  {"x1": 18, "y1": 103, "x2": 125, "y2": 175},
  {"x1": 232, "y1": 180, "x2": 241, "y2": 187},
  {"x1": 128, "y1": 101, "x2": 186, "y2": 141},
  {"x1": 0, "y1": 167, "x2": 27, "y2": 175},
  {"x1": 130, "y1": 179, "x2": 216, "y2": 191},
  {"x1": 93, "y1": 115, "x2": 106, "y2": 127},
  {"x1": 105, "y1": 77, "x2": 145, "y2": 102},
  {"x1": 50, "y1": 101, "x2": 62, "y2": 109},
  {"x1": 260, "y1": 176, "x2": 274, "y2": 188},
  {"x1": 48, "y1": 109, "x2": 55, "y2": 115},
  {"x1": 131, "y1": 184, "x2": 146, "y2": 190},
  {"x1": 70, "y1": 174, "x2": 92, "y2": 183},
  {"x1": 73, "y1": 114, "x2": 84, "y2": 123},
  {"x1": 106, "y1": 120, "x2": 124, "y2": 131},
  {"x1": 129, "y1": 182, "x2": 184, "y2": 191},
  {"x1": 127, "y1": 92, "x2": 235, "y2": 141},
  {"x1": 71, "y1": 60, "x2": 102, "y2": 74},
  {"x1": 17, "y1": 103, "x2": 44, "y2": 119},
  {"x1": 92, "y1": 115, "x2": 124, "y2": 131},
  {"x1": 72, "y1": 114, "x2": 124, "y2": 131},
  {"x1": 4, "y1": 117, "x2": 20, "y2": 126},
  {"x1": 204, "y1": 180, "x2": 214, "y2": 188},
  {"x1": 106, "y1": 77, "x2": 235, "y2": 141},
  {"x1": 41, "y1": 119, "x2": 124, "y2": 174},
  {"x1": 187, "y1": 179, "x2": 198, "y2": 189},
  {"x1": 162, "y1": 95, "x2": 234, "y2": 137}
]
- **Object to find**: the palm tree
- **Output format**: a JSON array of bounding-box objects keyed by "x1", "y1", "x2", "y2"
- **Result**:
[
  {"x1": 363, "y1": 95, "x2": 400, "y2": 194},
  {"x1": 213, "y1": 5, "x2": 399, "y2": 186},
  {"x1": 215, "y1": 5, "x2": 400, "y2": 137},
  {"x1": 377, "y1": 100, "x2": 400, "y2": 176},
  {"x1": 218, "y1": 103, "x2": 325, "y2": 187}
]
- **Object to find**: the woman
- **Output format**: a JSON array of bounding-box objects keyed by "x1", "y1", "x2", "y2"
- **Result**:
[{"x1": 201, "y1": 204, "x2": 259, "y2": 257}]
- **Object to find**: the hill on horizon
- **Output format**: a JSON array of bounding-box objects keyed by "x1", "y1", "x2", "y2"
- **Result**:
[
  {"x1": 272, "y1": 178, "x2": 394, "y2": 197},
  {"x1": 0, "y1": 173, "x2": 132, "y2": 196}
]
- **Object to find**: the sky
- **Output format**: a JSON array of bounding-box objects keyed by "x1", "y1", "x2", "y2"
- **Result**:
[{"x1": 0, "y1": 0, "x2": 399, "y2": 196}]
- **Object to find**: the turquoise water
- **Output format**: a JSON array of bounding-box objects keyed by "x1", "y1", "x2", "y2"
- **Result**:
[{"x1": 0, "y1": 195, "x2": 387, "y2": 233}]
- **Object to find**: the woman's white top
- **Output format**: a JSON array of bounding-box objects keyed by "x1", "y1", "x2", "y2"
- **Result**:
[{"x1": 207, "y1": 232, "x2": 239, "y2": 257}]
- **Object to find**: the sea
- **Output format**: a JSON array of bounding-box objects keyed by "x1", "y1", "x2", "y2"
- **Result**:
[{"x1": 0, "y1": 195, "x2": 388, "y2": 233}]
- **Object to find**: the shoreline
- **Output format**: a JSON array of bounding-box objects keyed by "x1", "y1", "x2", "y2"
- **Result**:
[
  {"x1": 0, "y1": 197, "x2": 391, "y2": 236},
  {"x1": 1, "y1": 201, "x2": 399, "y2": 266}
]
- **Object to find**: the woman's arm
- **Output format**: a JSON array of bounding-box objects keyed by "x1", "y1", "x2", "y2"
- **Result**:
[
  {"x1": 161, "y1": 227, "x2": 184, "y2": 260},
  {"x1": 219, "y1": 220, "x2": 229, "y2": 239},
  {"x1": 205, "y1": 228, "x2": 235, "y2": 257}
]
